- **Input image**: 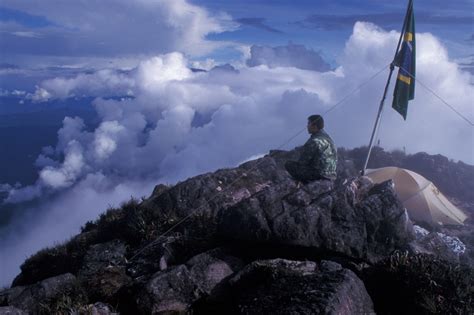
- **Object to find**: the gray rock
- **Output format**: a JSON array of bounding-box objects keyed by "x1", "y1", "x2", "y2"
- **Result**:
[
  {"x1": 142, "y1": 153, "x2": 291, "y2": 238},
  {"x1": 138, "y1": 264, "x2": 201, "y2": 314},
  {"x1": 77, "y1": 240, "x2": 131, "y2": 301},
  {"x1": 79, "y1": 302, "x2": 118, "y2": 315},
  {"x1": 0, "y1": 306, "x2": 28, "y2": 315},
  {"x1": 205, "y1": 258, "x2": 375, "y2": 315},
  {"x1": 319, "y1": 260, "x2": 343, "y2": 272},
  {"x1": 408, "y1": 227, "x2": 466, "y2": 263},
  {"x1": 133, "y1": 152, "x2": 414, "y2": 273},
  {"x1": 1, "y1": 273, "x2": 78, "y2": 314},
  {"x1": 137, "y1": 248, "x2": 243, "y2": 314},
  {"x1": 218, "y1": 177, "x2": 414, "y2": 263},
  {"x1": 126, "y1": 233, "x2": 208, "y2": 280},
  {"x1": 185, "y1": 248, "x2": 244, "y2": 295}
]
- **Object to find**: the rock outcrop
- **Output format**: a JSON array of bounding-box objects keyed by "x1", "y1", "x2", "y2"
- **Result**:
[
  {"x1": 196, "y1": 258, "x2": 375, "y2": 315},
  {"x1": 136, "y1": 248, "x2": 243, "y2": 314},
  {"x1": 0, "y1": 273, "x2": 84, "y2": 314},
  {"x1": 1, "y1": 148, "x2": 472, "y2": 314}
]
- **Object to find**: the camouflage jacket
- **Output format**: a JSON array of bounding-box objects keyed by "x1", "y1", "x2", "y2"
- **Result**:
[{"x1": 299, "y1": 129, "x2": 338, "y2": 180}]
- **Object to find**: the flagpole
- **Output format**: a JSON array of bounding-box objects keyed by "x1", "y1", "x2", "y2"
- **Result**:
[{"x1": 362, "y1": 0, "x2": 413, "y2": 175}]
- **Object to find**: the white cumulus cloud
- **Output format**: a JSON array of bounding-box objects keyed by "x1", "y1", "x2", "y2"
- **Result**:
[
  {"x1": 247, "y1": 43, "x2": 332, "y2": 71},
  {"x1": 1, "y1": 0, "x2": 237, "y2": 67}
]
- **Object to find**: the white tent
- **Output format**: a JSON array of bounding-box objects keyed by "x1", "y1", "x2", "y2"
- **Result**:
[{"x1": 365, "y1": 167, "x2": 468, "y2": 225}]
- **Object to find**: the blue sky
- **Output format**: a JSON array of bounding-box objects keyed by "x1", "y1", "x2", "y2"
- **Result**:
[
  {"x1": 199, "y1": 0, "x2": 473, "y2": 62},
  {"x1": 0, "y1": 0, "x2": 472, "y2": 74}
]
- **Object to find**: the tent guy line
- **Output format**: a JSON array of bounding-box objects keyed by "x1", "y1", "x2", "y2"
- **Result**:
[
  {"x1": 399, "y1": 65, "x2": 474, "y2": 127},
  {"x1": 319, "y1": 64, "x2": 390, "y2": 116}
]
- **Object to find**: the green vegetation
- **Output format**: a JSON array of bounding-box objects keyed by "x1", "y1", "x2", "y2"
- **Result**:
[
  {"x1": 38, "y1": 292, "x2": 88, "y2": 315},
  {"x1": 362, "y1": 252, "x2": 473, "y2": 315}
]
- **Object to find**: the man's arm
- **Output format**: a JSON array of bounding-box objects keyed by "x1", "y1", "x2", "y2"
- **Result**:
[{"x1": 299, "y1": 138, "x2": 320, "y2": 165}]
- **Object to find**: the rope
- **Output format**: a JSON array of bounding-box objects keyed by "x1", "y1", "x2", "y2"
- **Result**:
[
  {"x1": 323, "y1": 65, "x2": 390, "y2": 116},
  {"x1": 129, "y1": 63, "x2": 390, "y2": 260},
  {"x1": 399, "y1": 66, "x2": 474, "y2": 126}
]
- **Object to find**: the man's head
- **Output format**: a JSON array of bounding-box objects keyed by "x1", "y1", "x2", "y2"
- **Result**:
[{"x1": 307, "y1": 114, "x2": 324, "y2": 134}]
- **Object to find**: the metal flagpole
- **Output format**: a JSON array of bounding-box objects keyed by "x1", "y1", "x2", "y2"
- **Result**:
[{"x1": 361, "y1": 0, "x2": 413, "y2": 175}]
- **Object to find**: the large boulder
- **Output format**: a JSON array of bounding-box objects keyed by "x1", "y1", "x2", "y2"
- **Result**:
[
  {"x1": 0, "y1": 273, "x2": 83, "y2": 314},
  {"x1": 136, "y1": 248, "x2": 243, "y2": 314},
  {"x1": 142, "y1": 152, "x2": 293, "y2": 237},
  {"x1": 196, "y1": 258, "x2": 374, "y2": 315},
  {"x1": 185, "y1": 248, "x2": 244, "y2": 295},
  {"x1": 218, "y1": 177, "x2": 414, "y2": 263},
  {"x1": 137, "y1": 264, "x2": 202, "y2": 314}
]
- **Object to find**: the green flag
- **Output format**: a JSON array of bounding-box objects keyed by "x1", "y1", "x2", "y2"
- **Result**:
[{"x1": 392, "y1": 1, "x2": 416, "y2": 120}]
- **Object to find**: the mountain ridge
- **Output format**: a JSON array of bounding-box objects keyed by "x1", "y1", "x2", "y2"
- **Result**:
[{"x1": 1, "y1": 146, "x2": 472, "y2": 314}]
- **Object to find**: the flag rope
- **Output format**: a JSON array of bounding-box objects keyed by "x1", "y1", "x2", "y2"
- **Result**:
[
  {"x1": 400, "y1": 65, "x2": 474, "y2": 126},
  {"x1": 129, "y1": 64, "x2": 390, "y2": 261}
]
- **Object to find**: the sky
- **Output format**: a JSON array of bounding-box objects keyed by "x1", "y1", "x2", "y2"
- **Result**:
[{"x1": 0, "y1": 0, "x2": 473, "y2": 287}]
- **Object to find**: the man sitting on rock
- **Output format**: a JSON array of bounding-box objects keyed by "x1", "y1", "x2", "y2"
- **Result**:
[{"x1": 285, "y1": 114, "x2": 337, "y2": 183}]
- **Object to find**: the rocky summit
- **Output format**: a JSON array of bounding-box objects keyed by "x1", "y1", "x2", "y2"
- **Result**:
[{"x1": 1, "y1": 147, "x2": 472, "y2": 314}]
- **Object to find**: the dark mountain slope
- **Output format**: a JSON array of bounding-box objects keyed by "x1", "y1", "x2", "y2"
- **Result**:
[{"x1": 1, "y1": 147, "x2": 472, "y2": 314}]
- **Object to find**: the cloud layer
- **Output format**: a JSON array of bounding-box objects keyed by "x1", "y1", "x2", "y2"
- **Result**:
[
  {"x1": 1, "y1": 21, "x2": 473, "y2": 287},
  {"x1": 1, "y1": 0, "x2": 234, "y2": 60},
  {"x1": 246, "y1": 44, "x2": 331, "y2": 71},
  {"x1": 236, "y1": 18, "x2": 283, "y2": 34},
  {"x1": 296, "y1": 12, "x2": 474, "y2": 31}
]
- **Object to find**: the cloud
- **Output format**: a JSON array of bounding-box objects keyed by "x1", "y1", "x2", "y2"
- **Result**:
[
  {"x1": 190, "y1": 58, "x2": 217, "y2": 71},
  {"x1": 0, "y1": 175, "x2": 154, "y2": 287},
  {"x1": 295, "y1": 13, "x2": 474, "y2": 30},
  {"x1": 246, "y1": 43, "x2": 332, "y2": 71},
  {"x1": 29, "y1": 69, "x2": 135, "y2": 101},
  {"x1": 458, "y1": 56, "x2": 474, "y2": 76},
  {"x1": 0, "y1": 0, "x2": 236, "y2": 59},
  {"x1": 0, "y1": 63, "x2": 19, "y2": 70},
  {"x1": 7, "y1": 24, "x2": 474, "y2": 201},
  {"x1": 0, "y1": 60, "x2": 27, "y2": 76},
  {"x1": 236, "y1": 18, "x2": 283, "y2": 34},
  {"x1": 10, "y1": 31, "x2": 41, "y2": 38},
  {"x1": 1, "y1": 21, "x2": 473, "y2": 287},
  {"x1": 0, "y1": 88, "x2": 26, "y2": 97}
]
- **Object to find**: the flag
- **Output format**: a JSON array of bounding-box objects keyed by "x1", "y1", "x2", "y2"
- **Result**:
[{"x1": 392, "y1": 1, "x2": 415, "y2": 120}]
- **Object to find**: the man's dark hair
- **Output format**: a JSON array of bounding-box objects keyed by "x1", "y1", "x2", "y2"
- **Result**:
[{"x1": 308, "y1": 114, "x2": 324, "y2": 129}]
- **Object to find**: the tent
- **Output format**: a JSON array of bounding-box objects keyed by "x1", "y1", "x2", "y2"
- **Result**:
[{"x1": 365, "y1": 167, "x2": 468, "y2": 226}]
